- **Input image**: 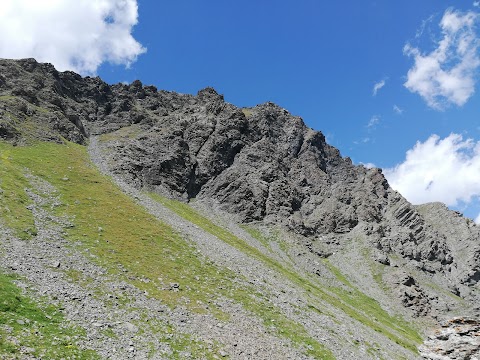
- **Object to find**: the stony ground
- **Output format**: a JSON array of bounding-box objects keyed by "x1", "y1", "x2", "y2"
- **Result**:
[
  {"x1": 0, "y1": 155, "x2": 310, "y2": 359},
  {"x1": 87, "y1": 136, "x2": 420, "y2": 359},
  {"x1": 2, "y1": 58, "x2": 480, "y2": 359},
  {"x1": 419, "y1": 318, "x2": 480, "y2": 359},
  {"x1": 0, "y1": 136, "x2": 426, "y2": 359}
]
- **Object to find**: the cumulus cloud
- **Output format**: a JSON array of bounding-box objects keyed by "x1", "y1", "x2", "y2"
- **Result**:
[
  {"x1": 404, "y1": 9, "x2": 480, "y2": 109},
  {"x1": 0, "y1": 0, "x2": 146, "y2": 74},
  {"x1": 384, "y1": 134, "x2": 480, "y2": 207},
  {"x1": 372, "y1": 79, "x2": 386, "y2": 96}
]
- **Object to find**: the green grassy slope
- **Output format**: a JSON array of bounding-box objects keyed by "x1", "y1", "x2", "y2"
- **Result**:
[
  {"x1": 0, "y1": 272, "x2": 98, "y2": 359},
  {"x1": 152, "y1": 195, "x2": 423, "y2": 353},
  {"x1": 0, "y1": 141, "x2": 334, "y2": 359}
]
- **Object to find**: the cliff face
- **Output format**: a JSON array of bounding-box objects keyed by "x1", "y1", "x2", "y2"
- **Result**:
[{"x1": 1, "y1": 58, "x2": 479, "y2": 341}]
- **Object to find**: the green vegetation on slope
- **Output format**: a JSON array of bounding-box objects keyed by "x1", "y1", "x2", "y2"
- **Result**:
[
  {"x1": 152, "y1": 195, "x2": 423, "y2": 353},
  {"x1": 322, "y1": 259, "x2": 422, "y2": 348},
  {"x1": 0, "y1": 141, "x2": 333, "y2": 359},
  {"x1": 0, "y1": 272, "x2": 98, "y2": 359},
  {"x1": 0, "y1": 96, "x2": 53, "y2": 144},
  {"x1": 0, "y1": 146, "x2": 36, "y2": 240}
]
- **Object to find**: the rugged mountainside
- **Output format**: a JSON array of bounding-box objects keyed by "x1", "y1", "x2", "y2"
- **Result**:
[{"x1": 1, "y1": 58, "x2": 479, "y2": 359}]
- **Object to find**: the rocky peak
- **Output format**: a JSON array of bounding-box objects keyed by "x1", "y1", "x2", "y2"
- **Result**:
[
  {"x1": 1, "y1": 58, "x2": 479, "y2": 322},
  {"x1": 197, "y1": 86, "x2": 224, "y2": 102}
]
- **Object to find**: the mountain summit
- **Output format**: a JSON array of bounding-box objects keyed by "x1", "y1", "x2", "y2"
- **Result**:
[{"x1": 1, "y1": 58, "x2": 479, "y2": 359}]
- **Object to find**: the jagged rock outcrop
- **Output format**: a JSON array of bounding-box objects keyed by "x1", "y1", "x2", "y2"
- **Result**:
[
  {"x1": 385, "y1": 270, "x2": 433, "y2": 317},
  {"x1": 1, "y1": 58, "x2": 479, "y2": 323},
  {"x1": 420, "y1": 318, "x2": 480, "y2": 359}
]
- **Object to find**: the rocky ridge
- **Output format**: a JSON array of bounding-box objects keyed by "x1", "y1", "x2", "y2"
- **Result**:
[{"x1": 1, "y1": 58, "x2": 480, "y2": 358}]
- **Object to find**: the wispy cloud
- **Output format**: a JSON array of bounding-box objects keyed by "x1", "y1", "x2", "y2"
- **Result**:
[
  {"x1": 474, "y1": 1, "x2": 480, "y2": 8},
  {"x1": 393, "y1": 105, "x2": 404, "y2": 114},
  {"x1": 372, "y1": 79, "x2": 386, "y2": 96},
  {"x1": 404, "y1": 9, "x2": 480, "y2": 110},
  {"x1": 0, "y1": 0, "x2": 146, "y2": 74},
  {"x1": 360, "y1": 162, "x2": 376, "y2": 169},
  {"x1": 384, "y1": 134, "x2": 480, "y2": 209},
  {"x1": 367, "y1": 115, "x2": 380, "y2": 128},
  {"x1": 354, "y1": 137, "x2": 371, "y2": 145},
  {"x1": 415, "y1": 14, "x2": 435, "y2": 39}
]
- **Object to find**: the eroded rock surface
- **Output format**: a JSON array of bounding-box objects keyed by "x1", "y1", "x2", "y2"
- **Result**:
[
  {"x1": 420, "y1": 318, "x2": 480, "y2": 359},
  {"x1": 1, "y1": 57, "x2": 479, "y2": 323}
]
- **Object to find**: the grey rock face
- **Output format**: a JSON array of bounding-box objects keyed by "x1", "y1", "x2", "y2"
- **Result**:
[
  {"x1": 419, "y1": 318, "x2": 480, "y2": 359},
  {"x1": 385, "y1": 270, "x2": 432, "y2": 317},
  {"x1": 1, "y1": 58, "x2": 479, "y2": 320}
]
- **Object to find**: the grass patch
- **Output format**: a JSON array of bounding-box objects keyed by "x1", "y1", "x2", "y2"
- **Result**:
[
  {"x1": 0, "y1": 272, "x2": 98, "y2": 359},
  {"x1": 152, "y1": 194, "x2": 423, "y2": 353},
  {"x1": 0, "y1": 141, "x2": 234, "y2": 310},
  {"x1": 0, "y1": 95, "x2": 49, "y2": 114},
  {"x1": 322, "y1": 260, "x2": 422, "y2": 349},
  {"x1": 0, "y1": 96, "x2": 18, "y2": 102},
  {"x1": 98, "y1": 124, "x2": 143, "y2": 142},
  {"x1": 240, "y1": 224, "x2": 274, "y2": 251},
  {"x1": 0, "y1": 96, "x2": 54, "y2": 144},
  {"x1": 0, "y1": 146, "x2": 36, "y2": 240},
  {"x1": 241, "y1": 108, "x2": 253, "y2": 117},
  {"x1": 164, "y1": 327, "x2": 221, "y2": 360},
  {"x1": 0, "y1": 141, "x2": 334, "y2": 359}
]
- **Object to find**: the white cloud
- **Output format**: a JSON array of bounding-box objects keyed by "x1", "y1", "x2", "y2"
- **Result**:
[
  {"x1": 475, "y1": 213, "x2": 480, "y2": 224},
  {"x1": 474, "y1": 1, "x2": 480, "y2": 8},
  {"x1": 360, "y1": 162, "x2": 376, "y2": 169},
  {"x1": 354, "y1": 137, "x2": 370, "y2": 145},
  {"x1": 393, "y1": 105, "x2": 404, "y2": 114},
  {"x1": 404, "y1": 9, "x2": 480, "y2": 109},
  {"x1": 372, "y1": 79, "x2": 386, "y2": 96},
  {"x1": 384, "y1": 134, "x2": 480, "y2": 207},
  {"x1": 367, "y1": 115, "x2": 380, "y2": 128},
  {"x1": 0, "y1": 0, "x2": 146, "y2": 74},
  {"x1": 415, "y1": 14, "x2": 435, "y2": 39}
]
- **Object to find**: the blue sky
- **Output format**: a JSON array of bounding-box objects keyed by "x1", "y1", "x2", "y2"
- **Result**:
[{"x1": 1, "y1": 0, "x2": 480, "y2": 221}]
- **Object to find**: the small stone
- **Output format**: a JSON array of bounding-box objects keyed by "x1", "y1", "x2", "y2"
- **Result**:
[
  {"x1": 219, "y1": 350, "x2": 228, "y2": 357},
  {"x1": 124, "y1": 322, "x2": 138, "y2": 333},
  {"x1": 169, "y1": 282, "x2": 180, "y2": 291},
  {"x1": 24, "y1": 347, "x2": 35, "y2": 354},
  {"x1": 16, "y1": 319, "x2": 25, "y2": 325}
]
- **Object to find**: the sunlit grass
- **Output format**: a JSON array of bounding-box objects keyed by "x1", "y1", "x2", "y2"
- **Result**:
[
  {"x1": 0, "y1": 141, "x2": 334, "y2": 359},
  {"x1": 0, "y1": 146, "x2": 36, "y2": 240},
  {"x1": 0, "y1": 272, "x2": 98, "y2": 359},
  {"x1": 152, "y1": 195, "x2": 422, "y2": 353}
]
